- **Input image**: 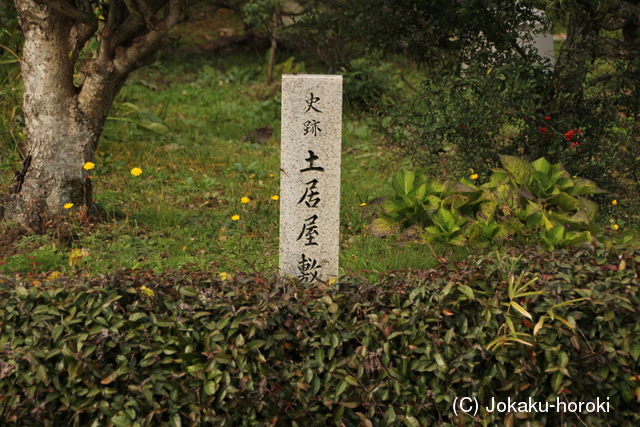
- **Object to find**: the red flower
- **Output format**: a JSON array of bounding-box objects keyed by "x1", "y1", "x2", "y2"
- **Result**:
[
  {"x1": 544, "y1": 116, "x2": 551, "y2": 120},
  {"x1": 540, "y1": 127, "x2": 547, "y2": 133},
  {"x1": 565, "y1": 130, "x2": 576, "y2": 140},
  {"x1": 570, "y1": 141, "x2": 579, "y2": 148}
]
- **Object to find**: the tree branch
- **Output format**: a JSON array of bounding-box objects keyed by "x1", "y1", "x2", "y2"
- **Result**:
[
  {"x1": 71, "y1": 21, "x2": 99, "y2": 61},
  {"x1": 110, "y1": 0, "x2": 169, "y2": 54},
  {"x1": 478, "y1": 0, "x2": 529, "y2": 62},
  {"x1": 598, "y1": 0, "x2": 637, "y2": 31},
  {"x1": 113, "y1": 0, "x2": 182, "y2": 74},
  {"x1": 108, "y1": 0, "x2": 209, "y2": 53},
  {"x1": 98, "y1": 0, "x2": 119, "y2": 62},
  {"x1": 594, "y1": 36, "x2": 634, "y2": 60},
  {"x1": 136, "y1": 0, "x2": 159, "y2": 27},
  {"x1": 110, "y1": 16, "x2": 147, "y2": 54},
  {"x1": 33, "y1": 0, "x2": 93, "y2": 23},
  {"x1": 70, "y1": 0, "x2": 99, "y2": 60}
]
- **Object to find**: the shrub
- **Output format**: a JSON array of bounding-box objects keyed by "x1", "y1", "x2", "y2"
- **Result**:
[
  {"x1": 338, "y1": 58, "x2": 395, "y2": 111},
  {"x1": 370, "y1": 155, "x2": 607, "y2": 249},
  {"x1": 1, "y1": 242, "x2": 640, "y2": 426}
]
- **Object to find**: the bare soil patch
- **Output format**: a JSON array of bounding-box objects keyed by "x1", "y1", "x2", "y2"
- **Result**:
[{"x1": 0, "y1": 223, "x2": 28, "y2": 258}]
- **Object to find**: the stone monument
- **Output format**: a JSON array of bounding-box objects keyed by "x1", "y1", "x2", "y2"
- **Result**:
[{"x1": 279, "y1": 74, "x2": 343, "y2": 283}]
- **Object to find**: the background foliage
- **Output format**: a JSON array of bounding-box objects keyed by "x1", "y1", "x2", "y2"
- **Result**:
[
  {"x1": 0, "y1": 2, "x2": 23, "y2": 162},
  {"x1": 318, "y1": 0, "x2": 640, "y2": 211}
]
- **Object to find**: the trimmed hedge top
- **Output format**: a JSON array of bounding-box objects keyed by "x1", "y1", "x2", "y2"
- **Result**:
[{"x1": 1, "y1": 241, "x2": 640, "y2": 426}]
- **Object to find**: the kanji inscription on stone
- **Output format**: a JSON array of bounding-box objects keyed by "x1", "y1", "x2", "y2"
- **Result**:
[{"x1": 279, "y1": 74, "x2": 342, "y2": 283}]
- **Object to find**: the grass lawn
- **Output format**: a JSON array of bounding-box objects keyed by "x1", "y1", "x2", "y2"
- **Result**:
[{"x1": 0, "y1": 45, "x2": 469, "y2": 279}]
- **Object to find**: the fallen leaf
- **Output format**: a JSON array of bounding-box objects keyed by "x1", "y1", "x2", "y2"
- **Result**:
[{"x1": 47, "y1": 271, "x2": 63, "y2": 281}]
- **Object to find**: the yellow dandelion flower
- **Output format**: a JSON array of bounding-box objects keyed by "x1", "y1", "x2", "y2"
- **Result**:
[
  {"x1": 219, "y1": 272, "x2": 232, "y2": 281},
  {"x1": 64, "y1": 203, "x2": 74, "y2": 209},
  {"x1": 240, "y1": 196, "x2": 250, "y2": 204},
  {"x1": 83, "y1": 162, "x2": 95, "y2": 170},
  {"x1": 359, "y1": 202, "x2": 367, "y2": 207},
  {"x1": 470, "y1": 174, "x2": 479, "y2": 180},
  {"x1": 612, "y1": 200, "x2": 618, "y2": 206},
  {"x1": 231, "y1": 214, "x2": 240, "y2": 221},
  {"x1": 269, "y1": 174, "x2": 275, "y2": 178},
  {"x1": 613, "y1": 224, "x2": 619, "y2": 230},
  {"x1": 130, "y1": 167, "x2": 143, "y2": 176},
  {"x1": 271, "y1": 195, "x2": 279, "y2": 201}
]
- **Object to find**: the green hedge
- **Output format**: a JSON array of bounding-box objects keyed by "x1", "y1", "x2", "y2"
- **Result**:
[{"x1": 1, "y1": 242, "x2": 640, "y2": 426}]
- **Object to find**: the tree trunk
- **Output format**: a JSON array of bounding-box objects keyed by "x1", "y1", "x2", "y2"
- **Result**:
[
  {"x1": 266, "y1": 9, "x2": 280, "y2": 85},
  {"x1": 552, "y1": 7, "x2": 599, "y2": 107},
  {"x1": 3, "y1": 0, "x2": 126, "y2": 231},
  {"x1": 267, "y1": 35, "x2": 277, "y2": 84}
]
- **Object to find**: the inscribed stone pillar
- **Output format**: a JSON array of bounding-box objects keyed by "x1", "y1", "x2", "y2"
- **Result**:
[{"x1": 279, "y1": 74, "x2": 343, "y2": 283}]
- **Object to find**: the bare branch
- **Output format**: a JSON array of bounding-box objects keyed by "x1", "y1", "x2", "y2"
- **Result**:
[
  {"x1": 70, "y1": 0, "x2": 99, "y2": 59},
  {"x1": 165, "y1": 0, "x2": 183, "y2": 31},
  {"x1": 120, "y1": 0, "x2": 141, "y2": 20},
  {"x1": 98, "y1": 0, "x2": 119, "y2": 62},
  {"x1": 33, "y1": 0, "x2": 93, "y2": 23},
  {"x1": 136, "y1": 0, "x2": 159, "y2": 27},
  {"x1": 70, "y1": 21, "x2": 99, "y2": 60},
  {"x1": 110, "y1": 0, "x2": 169, "y2": 54},
  {"x1": 113, "y1": 0, "x2": 201, "y2": 49},
  {"x1": 110, "y1": 16, "x2": 147, "y2": 53},
  {"x1": 113, "y1": 0, "x2": 182, "y2": 74}
]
